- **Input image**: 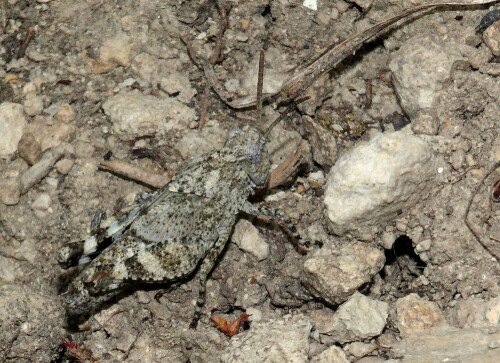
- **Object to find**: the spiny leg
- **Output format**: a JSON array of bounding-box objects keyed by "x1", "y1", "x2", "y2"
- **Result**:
[
  {"x1": 242, "y1": 201, "x2": 307, "y2": 255},
  {"x1": 190, "y1": 226, "x2": 232, "y2": 328}
]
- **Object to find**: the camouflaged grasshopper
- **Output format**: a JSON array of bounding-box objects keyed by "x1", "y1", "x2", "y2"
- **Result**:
[{"x1": 58, "y1": 118, "x2": 299, "y2": 327}]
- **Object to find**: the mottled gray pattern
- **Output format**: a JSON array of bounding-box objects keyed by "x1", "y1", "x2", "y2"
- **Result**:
[{"x1": 60, "y1": 126, "x2": 271, "y2": 323}]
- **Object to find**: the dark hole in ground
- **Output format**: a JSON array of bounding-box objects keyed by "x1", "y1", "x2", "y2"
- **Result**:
[
  {"x1": 383, "y1": 235, "x2": 427, "y2": 270},
  {"x1": 261, "y1": 4, "x2": 271, "y2": 17}
]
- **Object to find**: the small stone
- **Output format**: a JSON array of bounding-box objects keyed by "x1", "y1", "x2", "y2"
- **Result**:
[
  {"x1": 478, "y1": 63, "x2": 500, "y2": 76},
  {"x1": 235, "y1": 32, "x2": 249, "y2": 42},
  {"x1": 232, "y1": 219, "x2": 269, "y2": 260},
  {"x1": 86, "y1": 57, "x2": 114, "y2": 74},
  {"x1": 135, "y1": 291, "x2": 151, "y2": 304},
  {"x1": 23, "y1": 95, "x2": 44, "y2": 116},
  {"x1": 336, "y1": 0, "x2": 350, "y2": 13},
  {"x1": 347, "y1": 342, "x2": 377, "y2": 358},
  {"x1": 390, "y1": 35, "x2": 467, "y2": 121},
  {"x1": 0, "y1": 177, "x2": 21, "y2": 205},
  {"x1": 100, "y1": 33, "x2": 135, "y2": 67},
  {"x1": 349, "y1": 0, "x2": 372, "y2": 10},
  {"x1": 302, "y1": 243, "x2": 385, "y2": 306},
  {"x1": 307, "y1": 170, "x2": 325, "y2": 189},
  {"x1": 160, "y1": 72, "x2": 197, "y2": 104},
  {"x1": 324, "y1": 131, "x2": 438, "y2": 235},
  {"x1": 302, "y1": 115, "x2": 337, "y2": 168},
  {"x1": 415, "y1": 239, "x2": 431, "y2": 253},
  {"x1": 222, "y1": 314, "x2": 311, "y2": 362},
  {"x1": 411, "y1": 113, "x2": 438, "y2": 136},
  {"x1": 326, "y1": 292, "x2": 388, "y2": 343},
  {"x1": 121, "y1": 15, "x2": 134, "y2": 31},
  {"x1": 18, "y1": 132, "x2": 42, "y2": 166},
  {"x1": 483, "y1": 20, "x2": 500, "y2": 56},
  {"x1": 450, "y1": 149, "x2": 465, "y2": 170},
  {"x1": 55, "y1": 158, "x2": 74, "y2": 174},
  {"x1": 54, "y1": 103, "x2": 76, "y2": 123},
  {"x1": 103, "y1": 90, "x2": 196, "y2": 140},
  {"x1": 485, "y1": 297, "x2": 500, "y2": 326},
  {"x1": 31, "y1": 193, "x2": 51, "y2": 211},
  {"x1": 246, "y1": 307, "x2": 262, "y2": 322},
  {"x1": 0, "y1": 102, "x2": 28, "y2": 158},
  {"x1": 381, "y1": 230, "x2": 396, "y2": 249},
  {"x1": 311, "y1": 345, "x2": 349, "y2": 363},
  {"x1": 396, "y1": 293, "x2": 446, "y2": 338}
]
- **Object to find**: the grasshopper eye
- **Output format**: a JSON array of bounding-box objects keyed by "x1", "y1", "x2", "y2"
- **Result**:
[{"x1": 245, "y1": 143, "x2": 262, "y2": 164}]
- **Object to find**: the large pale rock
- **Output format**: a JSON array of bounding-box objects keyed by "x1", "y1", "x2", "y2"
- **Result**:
[
  {"x1": 103, "y1": 90, "x2": 196, "y2": 140},
  {"x1": 0, "y1": 102, "x2": 28, "y2": 158},
  {"x1": 99, "y1": 33, "x2": 135, "y2": 67},
  {"x1": 393, "y1": 325, "x2": 500, "y2": 363},
  {"x1": 324, "y1": 131, "x2": 437, "y2": 235},
  {"x1": 390, "y1": 35, "x2": 466, "y2": 120},
  {"x1": 302, "y1": 243, "x2": 385, "y2": 306},
  {"x1": 310, "y1": 292, "x2": 388, "y2": 343},
  {"x1": 396, "y1": 293, "x2": 446, "y2": 338},
  {"x1": 450, "y1": 296, "x2": 500, "y2": 329},
  {"x1": 222, "y1": 314, "x2": 311, "y2": 363},
  {"x1": 328, "y1": 292, "x2": 388, "y2": 343}
]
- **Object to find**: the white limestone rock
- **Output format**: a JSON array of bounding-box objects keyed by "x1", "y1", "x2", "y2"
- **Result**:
[
  {"x1": 324, "y1": 130, "x2": 437, "y2": 235},
  {"x1": 0, "y1": 103, "x2": 28, "y2": 158},
  {"x1": 222, "y1": 314, "x2": 311, "y2": 363},
  {"x1": 302, "y1": 243, "x2": 385, "y2": 306},
  {"x1": 103, "y1": 90, "x2": 196, "y2": 140}
]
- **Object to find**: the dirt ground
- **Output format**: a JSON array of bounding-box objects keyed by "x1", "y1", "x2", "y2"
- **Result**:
[{"x1": 1, "y1": 0, "x2": 500, "y2": 362}]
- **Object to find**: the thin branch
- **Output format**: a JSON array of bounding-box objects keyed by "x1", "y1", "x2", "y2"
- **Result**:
[
  {"x1": 99, "y1": 160, "x2": 171, "y2": 189},
  {"x1": 464, "y1": 161, "x2": 500, "y2": 263},
  {"x1": 256, "y1": 49, "x2": 265, "y2": 121}
]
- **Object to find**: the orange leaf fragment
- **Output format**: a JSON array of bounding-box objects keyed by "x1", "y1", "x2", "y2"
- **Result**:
[{"x1": 211, "y1": 312, "x2": 250, "y2": 337}]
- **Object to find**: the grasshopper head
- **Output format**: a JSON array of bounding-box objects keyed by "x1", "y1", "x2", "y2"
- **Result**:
[{"x1": 223, "y1": 126, "x2": 270, "y2": 188}]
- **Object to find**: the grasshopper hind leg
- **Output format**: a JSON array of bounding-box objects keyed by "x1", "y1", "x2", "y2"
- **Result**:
[{"x1": 190, "y1": 225, "x2": 232, "y2": 328}]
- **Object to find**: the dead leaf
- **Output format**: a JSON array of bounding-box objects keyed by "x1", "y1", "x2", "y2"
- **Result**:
[{"x1": 211, "y1": 312, "x2": 250, "y2": 337}]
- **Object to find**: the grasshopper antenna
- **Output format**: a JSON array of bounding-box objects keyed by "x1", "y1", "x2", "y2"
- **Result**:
[{"x1": 264, "y1": 95, "x2": 310, "y2": 139}]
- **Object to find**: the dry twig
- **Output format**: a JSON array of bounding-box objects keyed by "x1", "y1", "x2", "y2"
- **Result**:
[
  {"x1": 464, "y1": 162, "x2": 500, "y2": 262},
  {"x1": 99, "y1": 160, "x2": 171, "y2": 189},
  {"x1": 197, "y1": 1, "x2": 231, "y2": 129},
  {"x1": 16, "y1": 27, "x2": 34, "y2": 59}
]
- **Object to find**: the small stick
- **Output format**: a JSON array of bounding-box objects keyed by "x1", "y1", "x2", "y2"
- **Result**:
[
  {"x1": 256, "y1": 49, "x2": 265, "y2": 118},
  {"x1": 364, "y1": 79, "x2": 373, "y2": 110},
  {"x1": 99, "y1": 160, "x2": 171, "y2": 189},
  {"x1": 16, "y1": 27, "x2": 35, "y2": 59},
  {"x1": 464, "y1": 161, "x2": 500, "y2": 262},
  {"x1": 1, "y1": 0, "x2": 7, "y2": 33},
  {"x1": 20, "y1": 143, "x2": 71, "y2": 194},
  {"x1": 198, "y1": 1, "x2": 231, "y2": 130}
]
